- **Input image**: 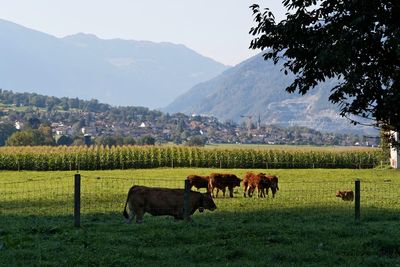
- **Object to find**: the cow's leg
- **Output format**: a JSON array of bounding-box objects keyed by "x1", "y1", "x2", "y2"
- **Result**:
[
  {"x1": 126, "y1": 202, "x2": 136, "y2": 224},
  {"x1": 135, "y1": 209, "x2": 144, "y2": 224},
  {"x1": 221, "y1": 188, "x2": 226, "y2": 197},
  {"x1": 249, "y1": 186, "x2": 255, "y2": 197},
  {"x1": 259, "y1": 187, "x2": 266, "y2": 198},
  {"x1": 229, "y1": 186, "x2": 234, "y2": 198},
  {"x1": 209, "y1": 184, "x2": 215, "y2": 198},
  {"x1": 243, "y1": 185, "x2": 247, "y2": 197},
  {"x1": 126, "y1": 211, "x2": 135, "y2": 224},
  {"x1": 271, "y1": 188, "x2": 277, "y2": 198}
]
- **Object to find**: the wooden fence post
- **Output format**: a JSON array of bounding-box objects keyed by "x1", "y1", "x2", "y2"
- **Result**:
[
  {"x1": 183, "y1": 179, "x2": 190, "y2": 221},
  {"x1": 355, "y1": 179, "x2": 361, "y2": 222},
  {"x1": 74, "y1": 173, "x2": 81, "y2": 228}
]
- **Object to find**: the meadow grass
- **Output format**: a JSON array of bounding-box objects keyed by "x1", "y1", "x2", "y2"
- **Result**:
[{"x1": 1, "y1": 168, "x2": 400, "y2": 266}]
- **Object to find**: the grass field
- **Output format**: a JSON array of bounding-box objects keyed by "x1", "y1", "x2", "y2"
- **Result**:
[{"x1": 1, "y1": 168, "x2": 400, "y2": 266}]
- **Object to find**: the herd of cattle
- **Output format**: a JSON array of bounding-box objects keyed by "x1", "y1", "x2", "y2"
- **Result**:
[
  {"x1": 123, "y1": 172, "x2": 279, "y2": 224},
  {"x1": 187, "y1": 172, "x2": 279, "y2": 199},
  {"x1": 123, "y1": 172, "x2": 354, "y2": 223}
]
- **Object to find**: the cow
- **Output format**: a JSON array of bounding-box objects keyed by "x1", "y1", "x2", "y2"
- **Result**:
[
  {"x1": 208, "y1": 173, "x2": 242, "y2": 198},
  {"x1": 187, "y1": 175, "x2": 210, "y2": 193},
  {"x1": 264, "y1": 175, "x2": 279, "y2": 198},
  {"x1": 123, "y1": 185, "x2": 217, "y2": 223},
  {"x1": 245, "y1": 173, "x2": 279, "y2": 198},
  {"x1": 243, "y1": 172, "x2": 268, "y2": 198},
  {"x1": 336, "y1": 190, "x2": 354, "y2": 201}
]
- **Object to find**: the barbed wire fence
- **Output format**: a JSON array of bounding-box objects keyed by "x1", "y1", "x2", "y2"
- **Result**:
[{"x1": 1, "y1": 174, "x2": 399, "y2": 227}]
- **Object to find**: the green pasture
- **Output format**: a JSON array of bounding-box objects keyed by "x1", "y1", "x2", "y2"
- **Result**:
[{"x1": 1, "y1": 168, "x2": 400, "y2": 266}]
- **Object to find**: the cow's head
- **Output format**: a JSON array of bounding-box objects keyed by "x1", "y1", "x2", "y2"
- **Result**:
[
  {"x1": 199, "y1": 192, "x2": 217, "y2": 212},
  {"x1": 336, "y1": 191, "x2": 344, "y2": 198},
  {"x1": 232, "y1": 175, "x2": 242, "y2": 187}
]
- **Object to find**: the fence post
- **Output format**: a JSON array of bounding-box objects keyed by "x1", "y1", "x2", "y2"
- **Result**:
[
  {"x1": 355, "y1": 179, "x2": 360, "y2": 222},
  {"x1": 183, "y1": 179, "x2": 191, "y2": 221},
  {"x1": 74, "y1": 173, "x2": 81, "y2": 228}
]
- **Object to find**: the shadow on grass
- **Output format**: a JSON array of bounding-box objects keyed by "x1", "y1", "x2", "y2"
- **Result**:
[{"x1": 1, "y1": 207, "x2": 399, "y2": 266}]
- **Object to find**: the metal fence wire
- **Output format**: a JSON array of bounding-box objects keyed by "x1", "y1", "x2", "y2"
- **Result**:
[{"x1": 1, "y1": 174, "x2": 399, "y2": 226}]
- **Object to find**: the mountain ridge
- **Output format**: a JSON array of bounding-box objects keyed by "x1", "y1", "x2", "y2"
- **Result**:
[
  {"x1": 0, "y1": 18, "x2": 228, "y2": 109},
  {"x1": 165, "y1": 54, "x2": 377, "y2": 135}
]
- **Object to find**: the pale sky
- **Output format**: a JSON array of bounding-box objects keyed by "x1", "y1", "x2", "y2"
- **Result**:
[{"x1": 0, "y1": 0, "x2": 286, "y2": 66}]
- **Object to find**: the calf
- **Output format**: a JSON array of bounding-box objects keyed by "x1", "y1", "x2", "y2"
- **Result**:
[
  {"x1": 243, "y1": 172, "x2": 268, "y2": 198},
  {"x1": 245, "y1": 173, "x2": 279, "y2": 198},
  {"x1": 208, "y1": 173, "x2": 242, "y2": 198},
  {"x1": 336, "y1": 190, "x2": 354, "y2": 201},
  {"x1": 187, "y1": 175, "x2": 210, "y2": 193},
  {"x1": 123, "y1": 185, "x2": 217, "y2": 223},
  {"x1": 264, "y1": 175, "x2": 279, "y2": 198}
]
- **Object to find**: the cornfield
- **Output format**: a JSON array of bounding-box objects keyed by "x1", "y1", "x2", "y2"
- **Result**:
[{"x1": 0, "y1": 145, "x2": 383, "y2": 171}]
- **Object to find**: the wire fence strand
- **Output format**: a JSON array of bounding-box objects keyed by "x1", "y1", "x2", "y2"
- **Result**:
[{"x1": 1, "y1": 175, "x2": 399, "y2": 224}]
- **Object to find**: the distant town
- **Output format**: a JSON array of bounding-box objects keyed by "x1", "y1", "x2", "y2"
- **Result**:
[{"x1": 0, "y1": 90, "x2": 379, "y2": 147}]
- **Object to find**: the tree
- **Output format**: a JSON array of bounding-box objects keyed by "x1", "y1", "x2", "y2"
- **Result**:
[
  {"x1": 186, "y1": 135, "x2": 208, "y2": 147},
  {"x1": 137, "y1": 135, "x2": 155, "y2": 146},
  {"x1": 123, "y1": 136, "x2": 136, "y2": 145},
  {"x1": 56, "y1": 135, "x2": 73, "y2": 146},
  {"x1": 5, "y1": 129, "x2": 51, "y2": 146},
  {"x1": 95, "y1": 135, "x2": 117, "y2": 147},
  {"x1": 0, "y1": 123, "x2": 17, "y2": 146},
  {"x1": 249, "y1": 1, "x2": 400, "y2": 138}
]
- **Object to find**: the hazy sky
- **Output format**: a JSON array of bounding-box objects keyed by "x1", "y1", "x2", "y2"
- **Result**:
[{"x1": 0, "y1": 0, "x2": 286, "y2": 66}]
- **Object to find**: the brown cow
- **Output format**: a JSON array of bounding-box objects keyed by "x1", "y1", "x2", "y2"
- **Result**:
[
  {"x1": 208, "y1": 173, "x2": 242, "y2": 198},
  {"x1": 246, "y1": 174, "x2": 279, "y2": 198},
  {"x1": 187, "y1": 175, "x2": 210, "y2": 193},
  {"x1": 264, "y1": 175, "x2": 279, "y2": 198},
  {"x1": 336, "y1": 190, "x2": 354, "y2": 201},
  {"x1": 243, "y1": 172, "x2": 269, "y2": 198},
  {"x1": 123, "y1": 185, "x2": 217, "y2": 223}
]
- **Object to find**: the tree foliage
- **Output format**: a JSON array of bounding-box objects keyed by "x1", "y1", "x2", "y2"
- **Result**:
[
  {"x1": 137, "y1": 135, "x2": 155, "y2": 146},
  {"x1": 0, "y1": 123, "x2": 17, "y2": 146},
  {"x1": 6, "y1": 129, "x2": 53, "y2": 146},
  {"x1": 250, "y1": 0, "x2": 400, "y2": 133},
  {"x1": 186, "y1": 135, "x2": 207, "y2": 147}
]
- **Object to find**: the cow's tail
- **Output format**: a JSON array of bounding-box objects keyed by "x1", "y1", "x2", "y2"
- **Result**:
[{"x1": 123, "y1": 188, "x2": 132, "y2": 219}]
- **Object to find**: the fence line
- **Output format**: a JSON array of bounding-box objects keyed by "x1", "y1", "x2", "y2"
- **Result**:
[{"x1": 1, "y1": 174, "x2": 399, "y2": 227}]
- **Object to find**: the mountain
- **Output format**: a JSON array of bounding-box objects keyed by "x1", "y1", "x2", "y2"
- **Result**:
[
  {"x1": 0, "y1": 19, "x2": 228, "y2": 109},
  {"x1": 165, "y1": 54, "x2": 377, "y2": 135}
]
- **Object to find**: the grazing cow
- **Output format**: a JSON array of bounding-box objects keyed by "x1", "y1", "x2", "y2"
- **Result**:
[
  {"x1": 187, "y1": 175, "x2": 210, "y2": 193},
  {"x1": 243, "y1": 172, "x2": 268, "y2": 198},
  {"x1": 264, "y1": 175, "x2": 279, "y2": 198},
  {"x1": 336, "y1": 190, "x2": 354, "y2": 201},
  {"x1": 123, "y1": 185, "x2": 217, "y2": 223},
  {"x1": 246, "y1": 173, "x2": 279, "y2": 198},
  {"x1": 208, "y1": 173, "x2": 242, "y2": 198}
]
